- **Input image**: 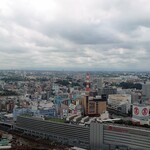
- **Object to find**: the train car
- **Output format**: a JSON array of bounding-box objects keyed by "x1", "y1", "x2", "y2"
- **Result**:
[
  {"x1": 66, "y1": 114, "x2": 77, "y2": 122},
  {"x1": 85, "y1": 117, "x2": 96, "y2": 126},
  {"x1": 80, "y1": 116, "x2": 89, "y2": 124},
  {"x1": 78, "y1": 123, "x2": 85, "y2": 126},
  {"x1": 72, "y1": 115, "x2": 82, "y2": 124},
  {"x1": 97, "y1": 118, "x2": 121, "y2": 123}
]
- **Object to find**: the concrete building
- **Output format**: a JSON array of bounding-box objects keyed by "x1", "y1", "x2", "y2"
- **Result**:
[
  {"x1": 59, "y1": 103, "x2": 69, "y2": 118},
  {"x1": 108, "y1": 94, "x2": 131, "y2": 114},
  {"x1": 13, "y1": 106, "x2": 31, "y2": 121},
  {"x1": 131, "y1": 92, "x2": 141, "y2": 103},
  {"x1": 13, "y1": 101, "x2": 56, "y2": 121},
  {"x1": 142, "y1": 83, "x2": 150, "y2": 98},
  {"x1": 97, "y1": 78, "x2": 103, "y2": 89},
  {"x1": 14, "y1": 116, "x2": 150, "y2": 150},
  {"x1": 98, "y1": 87, "x2": 117, "y2": 95},
  {"x1": 83, "y1": 95, "x2": 107, "y2": 116},
  {"x1": 52, "y1": 83, "x2": 59, "y2": 94}
]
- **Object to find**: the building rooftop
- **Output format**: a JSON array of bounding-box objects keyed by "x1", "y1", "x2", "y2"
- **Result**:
[{"x1": 109, "y1": 94, "x2": 130, "y2": 102}]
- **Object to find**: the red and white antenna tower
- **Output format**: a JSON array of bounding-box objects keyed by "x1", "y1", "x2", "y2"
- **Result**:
[{"x1": 85, "y1": 72, "x2": 90, "y2": 94}]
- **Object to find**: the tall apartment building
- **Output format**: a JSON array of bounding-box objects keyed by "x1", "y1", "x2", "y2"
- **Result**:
[{"x1": 97, "y1": 78, "x2": 103, "y2": 89}]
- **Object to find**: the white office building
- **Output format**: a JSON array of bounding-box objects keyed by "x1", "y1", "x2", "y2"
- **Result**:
[{"x1": 108, "y1": 94, "x2": 131, "y2": 114}]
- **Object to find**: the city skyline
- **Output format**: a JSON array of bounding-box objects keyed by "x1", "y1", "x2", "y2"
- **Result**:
[{"x1": 0, "y1": 0, "x2": 150, "y2": 71}]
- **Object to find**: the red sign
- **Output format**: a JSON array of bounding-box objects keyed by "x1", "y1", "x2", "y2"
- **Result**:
[
  {"x1": 142, "y1": 108, "x2": 148, "y2": 116},
  {"x1": 134, "y1": 107, "x2": 139, "y2": 115},
  {"x1": 107, "y1": 125, "x2": 128, "y2": 133}
]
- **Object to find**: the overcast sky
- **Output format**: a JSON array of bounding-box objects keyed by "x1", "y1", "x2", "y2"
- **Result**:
[{"x1": 0, "y1": 0, "x2": 150, "y2": 71}]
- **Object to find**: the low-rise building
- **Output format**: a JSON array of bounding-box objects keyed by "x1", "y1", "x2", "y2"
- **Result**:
[
  {"x1": 108, "y1": 94, "x2": 131, "y2": 114},
  {"x1": 13, "y1": 100, "x2": 56, "y2": 121},
  {"x1": 83, "y1": 95, "x2": 107, "y2": 116}
]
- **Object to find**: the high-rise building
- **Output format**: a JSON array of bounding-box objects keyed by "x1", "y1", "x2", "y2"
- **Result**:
[
  {"x1": 97, "y1": 78, "x2": 103, "y2": 89},
  {"x1": 131, "y1": 92, "x2": 141, "y2": 104},
  {"x1": 142, "y1": 83, "x2": 150, "y2": 98}
]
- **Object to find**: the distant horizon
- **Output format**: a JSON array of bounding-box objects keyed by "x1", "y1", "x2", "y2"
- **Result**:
[{"x1": 0, "y1": 68, "x2": 150, "y2": 72}]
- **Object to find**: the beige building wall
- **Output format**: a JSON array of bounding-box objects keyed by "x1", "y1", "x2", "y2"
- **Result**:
[
  {"x1": 88, "y1": 101, "x2": 96, "y2": 114},
  {"x1": 81, "y1": 96, "x2": 107, "y2": 116},
  {"x1": 98, "y1": 101, "x2": 106, "y2": 115}
]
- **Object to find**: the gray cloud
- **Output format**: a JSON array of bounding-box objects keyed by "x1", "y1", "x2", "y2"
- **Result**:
[{"x1": 0, "y1": 0, "x2": 150, "y2": 71}]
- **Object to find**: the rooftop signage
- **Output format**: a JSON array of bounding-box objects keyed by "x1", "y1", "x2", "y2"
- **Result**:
[{"x1": 104, "y1": 125, "x2": 150, "y2": 137}]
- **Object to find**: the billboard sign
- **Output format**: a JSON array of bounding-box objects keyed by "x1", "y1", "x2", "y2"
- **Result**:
[
  {"x1": 134, "y1": 107, "x2": 139, "y2": 115},
  {"x1": 142, "y1": 107, "x2": 148, "y2": 116},
  {"x1": 133, "y1": 105, "x2": 149, "y2": 117}
]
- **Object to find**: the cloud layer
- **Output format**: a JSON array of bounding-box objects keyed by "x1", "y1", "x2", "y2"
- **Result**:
[{"x1": 0, "y1": 0, "x2": 150, "y2": 71}]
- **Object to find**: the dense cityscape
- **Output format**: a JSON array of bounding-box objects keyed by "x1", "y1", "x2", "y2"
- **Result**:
[
  {"x1": 1, "y1": 0, "x2": 150, "y2": 150},
  {"x1": 0, "y1": 70, "x2": 150, "y2": 149}
]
